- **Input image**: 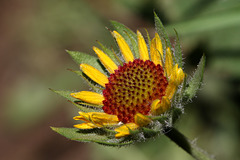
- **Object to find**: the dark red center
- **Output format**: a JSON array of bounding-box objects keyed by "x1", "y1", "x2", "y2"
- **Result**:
[{"x1": 102, "y1": 59, "x2": 168, "y2": 123}]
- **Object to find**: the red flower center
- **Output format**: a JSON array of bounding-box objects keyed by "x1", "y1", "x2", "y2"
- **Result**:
[{"x1": 103, "y1": 59, "x2": 168, "y2": 123}]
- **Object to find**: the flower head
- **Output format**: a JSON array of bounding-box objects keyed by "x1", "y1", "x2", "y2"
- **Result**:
[{"x1": 52, "y1": 13, "x2": 206, "y2": 146}]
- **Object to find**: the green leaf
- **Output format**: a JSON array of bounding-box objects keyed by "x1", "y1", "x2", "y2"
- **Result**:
[
  {"x1": 69, "y1": 100, "x2": 102, "y2": 112},
  {"x1": 50, "y1": 89, "x2": 76, "y2": 102},
  {"x1": 173, "y1": 29, "x2": 183, "y2": 68},
  {"x1": 51, "y1": 127, "x2": 133, "y2": 146},
  {"x1": 111, "y1": 21, "x2": 139, "y2": 58},
  {"x1": 184, "y1": 55, "x2": 206, "y2": 101},
  {"x1": 166, "y1": 9, "x2": 240, "y2": 36},
  {"x1": 154, "y1": 12, "x2": 172, "y2": 50},
  {"x1": 66, "y1": 50, "x2": 106, "y2": 74}
]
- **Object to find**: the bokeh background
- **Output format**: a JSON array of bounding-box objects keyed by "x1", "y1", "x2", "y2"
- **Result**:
[{"x1": 1, "y1": 0, "x2": 240, "y2": 160}]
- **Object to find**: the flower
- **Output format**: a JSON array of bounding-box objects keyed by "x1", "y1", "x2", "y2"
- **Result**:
[
  {"x1": 52, "y1": 13, "x2": 206, "y2": 146},
  {"x1": 70, "y1": 30, "x2": 185, "y2": 138}
]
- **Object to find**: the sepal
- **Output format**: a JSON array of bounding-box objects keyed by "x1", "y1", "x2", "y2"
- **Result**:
[
  {"x1": 184, "y1": 55, "x2": 206, "y2": 101},
  {"x1": 51, "y1": 127, "x2": 133, "y2": 146}
]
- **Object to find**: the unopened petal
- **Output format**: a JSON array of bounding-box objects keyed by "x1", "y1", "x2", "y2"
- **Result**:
[
  {"x1": 115, "y1": 123, "x2": 139, "y2": 138},
  {"x1": 165, "y1": 82, "x2": 177, "y2": 100},
  {"x1": 93, "y1": 46, "x2": 118, "y2": 74},
  {"x1": 165, "y1": 47, "x2": 173, "y2": 77},
  {"x1": 134, "y1": 113, "x2": 151, "y2": 126},
  {"x1": 70, "y1": 91, "x2": 104, "y2": 105},
  {"x1": 165, "y1": 65, "x2": 185, "y2": 99},
  {"x1": 80, "y1": 64, "x2": 108, "y2": 87},
  {"x1": 91, "y1": 112, "x2": 119, "y2": 126},
  {"x1": 175, "y1": 66, "x2": 185, "y2": 85},
  {"x1": 151, "y1": 96, "x2": 170, "y2": 115},
  {"x1": 74, "y1": 111, "x2": 93, "y2": 122},
  {"x1": 137, "y1": 30, "x2": 149, "y2": 61},
  {"x1": 74, "y1": 122, "x2": 97, "y2": 129},
  {"x1": 150, "y1": 33, "x2": 163, "y2": 66},
  {"x1": 112, "y1": 31, "x2": 134, "y2": 62}
]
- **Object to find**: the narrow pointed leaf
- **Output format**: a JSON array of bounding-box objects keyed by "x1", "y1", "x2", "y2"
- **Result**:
[
  {"x1": 51, "y1": 127, "x2": 133, "y2": 146},
  {"x1": 66, "y1": 50, "x2": 106, "y2": 74},
  {"x1": 50, "y1": 89, "x2": 77, "y2": 102},
  {"x1": 184, "y1": 55, "x2": 206, "y2": 101},
  {"x1": 70, "y1": 100, "x2": 100, "y2": 112},
  {"x1": 174, "y1": 29, "x2": 183, "y2": 68},
  {"x1": 111, "y1": 21, "x2": 139, "y2": 58},
  {"x1": 154, "y1": 12, "x2": 172, "y2": 50}
]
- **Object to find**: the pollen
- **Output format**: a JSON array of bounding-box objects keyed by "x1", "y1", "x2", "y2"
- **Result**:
[{"x1": 102, "y1": 59, "x2": 168, "y2": 123}]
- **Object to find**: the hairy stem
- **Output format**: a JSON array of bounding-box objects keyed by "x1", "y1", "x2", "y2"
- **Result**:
[{"x1": 165, "y1": 128, "x2": 215, "y2": 160}]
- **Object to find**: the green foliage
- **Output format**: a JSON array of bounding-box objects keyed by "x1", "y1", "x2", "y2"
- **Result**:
[
  {"x1": 154, "y1": 12, "x2": 172, "y2": 51},
  {"x1": 66, "y1": 50, "x2": 106, "y2": 74},
  {"x1": 51, "y1": 127, "x2": 133, "y2": 146},
  {"x1": 49, "y1": 89, "x2": 76, "y2": 102},
  {"x1": 184, "y1": 55, "x2": 206, "y2": 101},
  {"x1": 173, "y1": 29, "x2": 183, "y2": 68}
]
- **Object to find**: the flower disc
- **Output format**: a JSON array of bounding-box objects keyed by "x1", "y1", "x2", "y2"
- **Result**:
[{"x1": 103, "y1": 59, "x2": 168, "y2": 123}]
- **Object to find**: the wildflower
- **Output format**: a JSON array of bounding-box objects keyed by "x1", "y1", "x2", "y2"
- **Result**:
[{"x1": 51, "y1": 13, "x2": 206, "y2": 146}]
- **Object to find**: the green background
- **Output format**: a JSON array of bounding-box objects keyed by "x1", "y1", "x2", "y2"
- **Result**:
[{"x1": 0, "y1": 0, "x2": 239, "y2": 159}]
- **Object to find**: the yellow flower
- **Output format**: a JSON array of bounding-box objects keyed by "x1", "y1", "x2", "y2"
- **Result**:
[
  {"x1": 52, "y1": 14, "x2": 206, "y2": 148},
  {"x1": 71, "y1": 29, "x2": 185, "y2": 138}
]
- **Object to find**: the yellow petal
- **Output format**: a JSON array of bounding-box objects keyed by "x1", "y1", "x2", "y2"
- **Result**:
[
  {"x1": 74, "y1": 122, "x2": 97, "y2": 129},
  {"x1": 80, "y1": 63, "x2": 108, "y2": 87},
  {"x1": 137, "y1": 30, "x2": 149, "y2": 61},
  {"x1": 151, "y1": 96, "x2": 171, "y2": 115},
  {"x1": 115, "y1": 123, "x2": 139, "y2": 138},
  {"x1": 74, "y1": 112, "x2": 119, "y2": 127},
  {"x1": 70, "y1": 91, "x2": 104, "y2": 105},
  {"x1": 93, "y1": 46, "x2": 118, "y2": 74},
  {"x1": 165, "y1": 47, "x2": 173, "y2": 77},
  {"x1": 73, "y1": 111, "x2": 92, "y2": 122},
  {"x1": 134, "y1": 113, "x2": 151, "y2": 126},
  {"x1": 150, "y1": 33, "x2": 163, "y2": 66},
  {"x1": 91, "y1": 112, "x2": 119, "y2": 126},
  {"x1": 165, "y1": 64, "x2": 185, "y2": 99},
  {"x1": 175, "y1": 65, "x2": 185, "y2": 86},
  {"x1": 165, "y1": 82, "x2": 177, "y2": 100},
  {"x1": 112, "y1": 31, "x2": 134, "y2": 62}
]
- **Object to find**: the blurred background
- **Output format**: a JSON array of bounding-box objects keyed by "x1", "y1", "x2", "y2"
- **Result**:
[{"x1": 1, "y1": 0, "x2": 240, "y2": 159}]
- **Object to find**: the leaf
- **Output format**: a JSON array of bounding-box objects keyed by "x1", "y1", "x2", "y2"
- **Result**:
[
  {"x1": 51, "y1": 127, "x2": 133, "y2": 146},
  {"x1": 184, "y1": 55, "x2": 206, "y2": 101},
  {"x1": 166, "y1": 9, "x2": 240, "y2": 36},
  {"x1": 173, "y1": 29, "x2": 183, "y2": 68},
  {"x1": 111, "y1": 21, "x2": 139, "y2": 58},
  {"x1": 66, "y1": 50, "x2": 106, "y2": 74},
  {"x1": 50, "y1": 89, "x2": 76, "y2": 102},
  {"x1": 154, "y1": 12, "x2": 172, "y2": 50}
]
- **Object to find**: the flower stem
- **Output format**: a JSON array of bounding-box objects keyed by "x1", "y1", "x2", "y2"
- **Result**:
[{"x1": 164, "y1": 127, "x2": 215, "y2": 160}]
